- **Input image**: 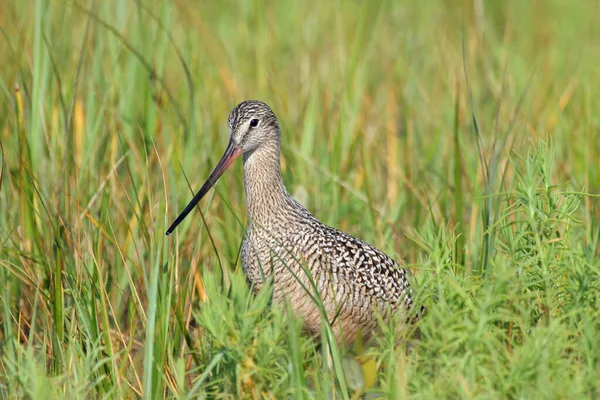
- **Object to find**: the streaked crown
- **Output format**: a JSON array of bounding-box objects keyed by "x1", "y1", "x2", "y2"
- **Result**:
[{"x1": 227, "y1": 100, "x2": 281, "y2": 152}]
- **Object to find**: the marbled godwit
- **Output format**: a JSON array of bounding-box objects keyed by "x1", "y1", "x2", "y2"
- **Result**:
[{"x1": 167, "y1": 100, "x2": 422, "y2": 343}]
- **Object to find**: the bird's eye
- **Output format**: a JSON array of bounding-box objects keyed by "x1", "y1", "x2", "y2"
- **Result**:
[{"x1": 250, "y1": 118, "x2": 259, "y2": 127}]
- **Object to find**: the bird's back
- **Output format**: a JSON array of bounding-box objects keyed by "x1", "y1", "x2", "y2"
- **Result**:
[{"x1": 241, "y1": 199, "x2": 419, "y2": 343}]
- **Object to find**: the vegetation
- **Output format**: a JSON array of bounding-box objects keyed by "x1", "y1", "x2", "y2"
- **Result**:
[{"x1": 1, "y1": 0, "x2": 599, "y2": 398}]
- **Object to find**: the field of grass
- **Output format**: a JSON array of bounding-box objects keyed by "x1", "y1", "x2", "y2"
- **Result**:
[{"x1": 1, "y1": 0, "x2": 599, "y2": 398}]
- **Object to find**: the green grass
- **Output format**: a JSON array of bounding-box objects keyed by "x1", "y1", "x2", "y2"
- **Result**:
[{"x1": 1, "y1": 0, "x2": 599, "y2": 398}]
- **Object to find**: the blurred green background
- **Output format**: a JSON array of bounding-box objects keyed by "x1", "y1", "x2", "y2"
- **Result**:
[{"x1": 1, "y1": 0, "x2": 599, "y2": 398}]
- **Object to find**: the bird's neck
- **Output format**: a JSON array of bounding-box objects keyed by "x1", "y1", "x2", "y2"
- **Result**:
[{"x1": 242, "y1": 141, "x2": 291, "y2": 225}]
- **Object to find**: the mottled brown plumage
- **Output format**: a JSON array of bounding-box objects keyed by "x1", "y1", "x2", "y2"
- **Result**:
[{"x1": 167, "y1": 100, "x2": 422, "y2": 343}]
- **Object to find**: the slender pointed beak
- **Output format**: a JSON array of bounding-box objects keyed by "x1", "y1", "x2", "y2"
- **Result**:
[{"x1": 166, "y1": 139, "x2": 243, "y2": 236}]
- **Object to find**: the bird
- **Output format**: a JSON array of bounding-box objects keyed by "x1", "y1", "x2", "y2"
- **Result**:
[{"x1": 166, "y1": 100, "x2": 422, "y2": 344}]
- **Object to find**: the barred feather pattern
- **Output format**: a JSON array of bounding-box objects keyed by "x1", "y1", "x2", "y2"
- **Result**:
[{"x1": 242, "y1": 207, "x2": 417, "y2": 343}]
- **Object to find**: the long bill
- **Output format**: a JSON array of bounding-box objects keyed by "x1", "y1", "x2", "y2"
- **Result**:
[{"x1": 166, "y1": 139, "x2": 243, "y2": 235}]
